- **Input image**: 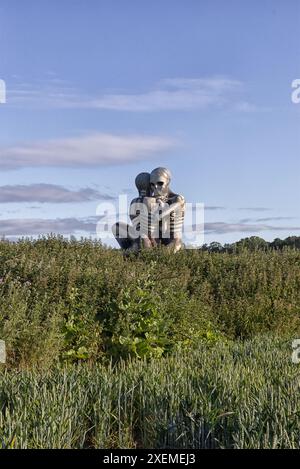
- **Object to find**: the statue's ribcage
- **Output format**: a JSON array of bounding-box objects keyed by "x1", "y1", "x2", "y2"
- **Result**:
[{"x1": 139, "y1": 206, "x2": 184, "y2": 238}]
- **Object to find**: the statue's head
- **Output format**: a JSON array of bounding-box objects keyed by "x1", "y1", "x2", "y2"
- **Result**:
[
  {"x1": 150, "y1": 167, "x2": 171, "y2": 199},
  {"x1": 135, "y1": 172, "x2": 151, "y2": 197}
]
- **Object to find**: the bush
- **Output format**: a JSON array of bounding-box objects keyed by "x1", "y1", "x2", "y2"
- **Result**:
[{"x1": 0, "y1": 236, "x2": 299, "y2": 367}]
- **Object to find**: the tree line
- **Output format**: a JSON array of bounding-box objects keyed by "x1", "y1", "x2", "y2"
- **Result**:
[{"x1": 200, "y1": 235, "x2": 300, "y2": 252}]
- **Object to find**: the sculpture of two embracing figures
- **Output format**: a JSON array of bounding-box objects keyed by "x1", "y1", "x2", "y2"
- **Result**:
[{"x1": 113, "y1": 167, "x2": 185, "y2": 253}]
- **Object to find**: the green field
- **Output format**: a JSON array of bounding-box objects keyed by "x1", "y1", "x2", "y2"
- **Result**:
[
  {"x1": 0, "y1": 237, "x2": 300, "y2": 448},
  {"x1": 1, "y1": 337, "x2": 300, "y2": 449}
]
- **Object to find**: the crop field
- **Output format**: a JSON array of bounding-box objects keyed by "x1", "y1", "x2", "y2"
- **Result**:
[
  {"x1": 0, "y1": 238, "x2": 300, "y2": 448},
  {"x1": 1, "y1": 337, "x2": 300, "y2": 449}
]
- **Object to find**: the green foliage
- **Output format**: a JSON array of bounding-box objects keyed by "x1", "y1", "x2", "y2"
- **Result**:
[
  {"x1": 101, "y1": 278, "x2": 171, "y2": 360},
  {"x1": 62, "y1": 287, "x2": 103, "y2": 362},
  {"x1": 0, "y1": 236, "x2": 299, "y2": 367},
  {"x1": 0, "y1": 236, "x2": 299, "y2": 448},
  {"x1": 203, "y1": 235, "x2": 300, "y2": 253}
]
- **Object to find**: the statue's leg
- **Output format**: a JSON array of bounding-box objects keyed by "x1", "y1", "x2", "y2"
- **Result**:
[
  {"x1": 112, "y1": 222, "x2": 159, "y2": 252},
  {"x1": 112, "y1": 222, "x2": 135, "y2": 250},
  {"x1": 161, "y1": 237, "x2": 183, "y2": 253},
  {"x1": 140, "y1": 236, "x2": 155, "y2": 249}
]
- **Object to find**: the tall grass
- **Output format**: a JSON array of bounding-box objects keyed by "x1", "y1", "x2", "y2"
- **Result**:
[{"x1": 0, "y1": 336, "x2": 299, "y2": 449}]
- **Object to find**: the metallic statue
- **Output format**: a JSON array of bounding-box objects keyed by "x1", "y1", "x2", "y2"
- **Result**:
[
  {"x1": 112, "y1": 167, "x2": 185, "y2": 253},
  {"x1": 149, "y1": 167, "x2": 185, "y2": 252},
  {"x1": 112, "y1": 172, "x2": 151, "y2": 252}
]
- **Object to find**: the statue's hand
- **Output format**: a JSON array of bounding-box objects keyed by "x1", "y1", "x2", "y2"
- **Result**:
[
  {"x1": 142, "y1": 196, "x2": 157, "y2": 209},
  {"x1": 168, "y1": 194, "x2": 185, "y2": 206}
]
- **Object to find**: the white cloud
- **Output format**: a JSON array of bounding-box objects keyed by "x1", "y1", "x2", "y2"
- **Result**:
[
  {"x1": 0, "y1": 133, "x2": 175, "y2": 170},
  {"x1": 238, "y1": 207, "x2": 271, "y2": 212},
  {"x1": 239, "y1": 217, "x2": 296, "y2": 224},
  {"x1": 233, "y1": 101, "x2": 270, "y2": 113},
  {"x1": 1, "y1": 217, "x2": 300, "y2": 239},
  {"x1": 0, "y1": 184, "x2": 115, "y2": 203},
  {"x1": 205, "y1": 222, "x2": 300, "y2": 234},
  {"x1": 86, "y1": 77, "x2": 240, "y2": 111},
  {"x1": 7, "y1": 77, "x2": 260, "y2": 112},
  {"x1": 0, "y1": 217, "x2": 99, "y2": 237}
]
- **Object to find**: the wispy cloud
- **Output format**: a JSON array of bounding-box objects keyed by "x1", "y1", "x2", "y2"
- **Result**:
[
  {"x1": 205, "y1": 206, "x2": 226, "y2": 210},
  {"x1": 191, "y1": 205, "x2": 226, "y2": 213},
  {"x1": 238, "y1": 207, "x2": 271, "y2": 212},
  {"x1": 205, "y1": 222, "x2": 300, "y2": 234},
  {"x1": 84, "y1": 77, "x2": 242, "y2": 112},
  {"x1": 8, "y1": 77, "x2": 262, "y2": 113},
  {"x1": 0, "y1": 133, "x2": 175, "y2": 170},
  {"x1": 0, "y1": 216, "x2": 99, "y2": 237},
  {"x1": 1, "y1": 216, "x2": 299, "y2": 239},
  {"x1": 8, "y1": 80, "x2": 80, "y2": 108},
  {"x1": 233, "y1": 101, "x2": 270, "y2": 113},
  {"x1": 239, "y1": 216, "x2": 296, "y2": 224},
  {"x1": 0, "y1": 184, "x2": 115, "y2": 203}
]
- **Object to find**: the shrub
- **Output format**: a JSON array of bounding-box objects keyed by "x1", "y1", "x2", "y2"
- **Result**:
[{"x1": 0, "y1": 236, "x2": 299, "y2": 367}]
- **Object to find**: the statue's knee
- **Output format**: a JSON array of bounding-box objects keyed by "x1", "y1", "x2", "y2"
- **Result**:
[{"x1": 112, "y1": 222, "x2": 129, "y2": 238}]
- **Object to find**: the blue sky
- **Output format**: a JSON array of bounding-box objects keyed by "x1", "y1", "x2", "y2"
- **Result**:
[{"x1": 0, "y1": 0, "x2": 299, "y2": 246}]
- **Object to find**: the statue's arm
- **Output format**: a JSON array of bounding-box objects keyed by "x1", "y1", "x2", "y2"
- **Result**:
[
  {"x1": 129, "y1": 197, "x2": 141, "y2": 222},
  {"x1": 168, "y1": 194, "x2": 185, "y2": 208},
  {"x1": 155, "y1": 194, "x2": 185, "y2": 221}
]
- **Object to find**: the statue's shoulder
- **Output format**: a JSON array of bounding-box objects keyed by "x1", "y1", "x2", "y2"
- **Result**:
[
  {"x1": 169, "y1": 193, "x2": 185, "y2": 205},
  {"x1": 130, "y1": 197, "x2": 143, "y2": 206}
]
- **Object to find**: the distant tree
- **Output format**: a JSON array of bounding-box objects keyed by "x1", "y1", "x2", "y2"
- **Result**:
[
  {"x1": 208, "y1": 241, "x2": 224, "y2": 253},
  {"x1": 199, "y1": 235, "x2": 300, "y2": 254},
  {"x1": 233, "y1": 236, "x2": 269, "y2": 252},
  {"x1": 269, "y1": 237, "x2": 284, "y2": 250}
]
